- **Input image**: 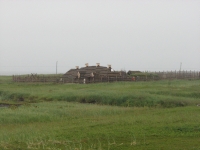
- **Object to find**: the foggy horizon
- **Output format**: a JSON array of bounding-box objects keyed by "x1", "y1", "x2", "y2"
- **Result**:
[{"x1": 0, "y1": 0, "x2": 200, "y2": 75}]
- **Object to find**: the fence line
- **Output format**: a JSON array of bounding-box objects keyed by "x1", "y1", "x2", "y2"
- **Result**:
[
  {"x1": 13, "y1": 70, "x2": 200, "y2": 83},
  {"x1": 12, "y1": 74, "x2": 133, "y2": 83},
  {"x1": 143, "y1": 70, "x2": 200, "y2": 80}
]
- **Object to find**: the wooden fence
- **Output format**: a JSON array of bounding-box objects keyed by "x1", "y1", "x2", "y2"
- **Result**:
[
  {"x1": 140, "y1": 70, "x2": 200, "y2": 81},
  {"x1": 13, "y1": 71, "x2": 200, "y2": 83},
  {"x1": 130, "y1": 71, "x2": 199, "y2": 81},
  {"x1": 12, "y1": 74, "x2": 133, "y2": 83},
  {"x1": 12, "y1": 74, "x2": 66, "y2": 83}
]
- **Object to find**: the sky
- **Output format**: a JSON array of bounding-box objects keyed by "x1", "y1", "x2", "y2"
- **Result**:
[{"x1": 0, "y1": 0, "x2": 200, "y2": 75}]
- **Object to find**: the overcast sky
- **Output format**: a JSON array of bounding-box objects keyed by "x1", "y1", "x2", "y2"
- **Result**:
[{"x1": 0, "y1": 0, "x2": 199, "y2": 75}]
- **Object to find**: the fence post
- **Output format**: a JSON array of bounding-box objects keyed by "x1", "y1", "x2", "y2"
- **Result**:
[
  {"x1": 175, "y1": 70, "x2": 176, "y2": 79},
  {"x1": 193, "y1": 70, "x2": 195, "y2": 79},
  {"x1": 199, "y1": 72, "x2": 200, "y2": 79}
]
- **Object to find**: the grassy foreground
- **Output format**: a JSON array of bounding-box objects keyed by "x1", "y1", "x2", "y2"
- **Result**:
[
  {"x1": 0, "y1": 76, "x2": 200, "y2": 149},
  {"x1": 0, "y1": 102, "x2": 200, "y2": 149}
]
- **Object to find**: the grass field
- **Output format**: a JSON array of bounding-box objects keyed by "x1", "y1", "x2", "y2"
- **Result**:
[{"x1": 0, "y1": 76, "x2": 200, "y2": 149}]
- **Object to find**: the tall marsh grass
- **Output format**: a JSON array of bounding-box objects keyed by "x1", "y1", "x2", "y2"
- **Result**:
[
  {"x1": 0, "y1": 76, "x2": 200, "y2": 108},
  {"x1": 0, "y1": 101, "x2": 200, "y2": 149}
]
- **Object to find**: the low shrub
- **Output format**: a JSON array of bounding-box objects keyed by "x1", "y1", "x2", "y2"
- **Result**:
[{"x1": 159, "y1": 100, "x2": 188, "y2": 108}]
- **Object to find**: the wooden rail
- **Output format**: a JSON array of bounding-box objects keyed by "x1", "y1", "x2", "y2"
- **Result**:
[{"x1": 13, "y1": 71, "x2": 200, "y2": 83}]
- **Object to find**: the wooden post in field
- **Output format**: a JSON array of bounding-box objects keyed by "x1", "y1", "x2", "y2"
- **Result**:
[
  {"x1": 189, "y1": 70, "x2": 191, "y2": 79},
  {"x1": 199, "y1": 72, "x2": 200, "y2": 79},
  {"x1": 175, "y1": 70, "x2": 176, "y2": 79},
  {"x1": 193, "y1": 70, "x2": 195, "y2": 79},
  {"x1": 162, "y1": 71, "x2": 164, "y2": 80},
  {"x1": 191, "y1": 71, "x2": 193, "y2": 79},
  {"x1": 170, "y1": 70, "x2": 172, "y2": 79},
  {"x1": 193, "y1": 71, "x2": 195, "y2": 79},
  {"x1": 192, "y1": 71, "x2": 195, "y2": 79}
]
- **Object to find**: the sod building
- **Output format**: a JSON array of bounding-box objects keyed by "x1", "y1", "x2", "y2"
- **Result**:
[{"x1": 63, "y1": 63, "x2": 127, "y2": 83}]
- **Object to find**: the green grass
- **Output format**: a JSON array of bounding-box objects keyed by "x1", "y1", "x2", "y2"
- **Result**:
[
  {"x1": 0, "y1": 76, "x2": 200, "y2": 149},
  {"x1": 0, "y1": 101, "x2": 200, "y2": 149},
  {"x1": 0, "y1": 76, "x2": 200, "y2": 107}
]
